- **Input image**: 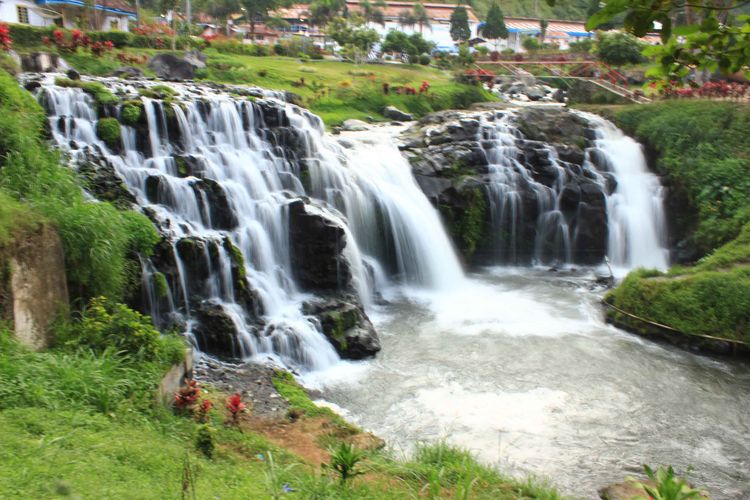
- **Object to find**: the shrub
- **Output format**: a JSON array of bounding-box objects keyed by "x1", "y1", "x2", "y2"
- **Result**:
[
  {"x1": 633, "y1": 464, "x2": 704, "y2": 500},
  {"x1": 596, "y1": 31, "x2": 645, "y2": 66},
  {"x1": 195, "y1": 424, "x2": 216, "y2": 459},
  {"x1": 96, "y1": 117, "x2": 121, "y2": 149},
  {"x1": 0, "y1": 23, "x2": 12, "y2": 51},
  {"x1": 59, "y1": 296, "x2": 185, "y2": 364},
  {"x1": 327, "y1": 442, "x2": 365, "y2": 483},
  {"x1": 419, "y1": 53, "x2": 430, "y2": 65},
  {"x1": 522, "y1": 36, "x2": 541, "y2": 52},
  {"x1": 88, "y1": 30, "x2": 132, "y2": 48},
  {"x1": 568, "y1": 38, "x2": 593, "y2": 53},
  {"x1": 6, "y1": 24, "x2": 55, "y2": 47}
]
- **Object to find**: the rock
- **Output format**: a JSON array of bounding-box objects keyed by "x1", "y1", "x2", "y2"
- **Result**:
[
  {"x1": 304, "y1": 299, "x2": 380, "y2": 359},
  {"x1": 191, "y1": 178, "x2": 238, "y2": 230},
  {"x1": 183, "y1": 50, "x2": 207, "y2": 69},
  {"x1": 288, "y1": 199, "x2": 352, "y2": 292},
  {"x1": 19, "y1": 52, "x2": 65, "y2": 73},
  {"x1": 383, "y1": 105, "x2": 413, "y2": 121},
  {"x1": 525, "y1": 86, "x2": 545, "y2": 101},
  {"x1": 552, "y1": 88, "x2": 566, "y2": 103},
  {"x1": 342, "y1": 119, "x2": 369, "y2": 131},
  {"x1": 148, "y1": 53, "x2": 196, "y2": 81},
  {"x1": 66, "y1": 69, "x2": 80, "y2": 81},
  {"x1": 193, "y1": 301, "x2": 244, "y2": 359},
  {"x1": 77, "y1": 159, "x2": 137, "y2": 209},
  {"x1": 110, "y1": 66, "x2": 145, "y2": 79}
]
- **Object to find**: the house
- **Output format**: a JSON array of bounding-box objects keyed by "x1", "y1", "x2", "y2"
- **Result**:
[
  {"x1": 0, "y1": 0, "x2": 136, "y2": 31},
  {"x1": 478, "y1": 17, "x2": 592, "y2": 52},
  {"x1": 345, "y1": 0, "x2": 481, "y2": 52}
]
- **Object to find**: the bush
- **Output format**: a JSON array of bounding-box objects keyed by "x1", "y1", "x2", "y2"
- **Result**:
[
  {"x1": 568, "y1": 38, "x2": 593, "y2": 53},
  {"x1": 88, "y1": 30, "x2": 132, "y2": 48},
  {"x1": 596, "y1": 31, "x2": 645, "y2": 66},
  {"x1": 120, "y1": 102, "x2": 142, "y2": 126},
  {"x1": 59, "y1": 297, "x2": 185, "y2": 364},
  {"x1": 6, "y1": 23, "x2": 55, "y2": 47},
  {"x1": 96, "y1": 117, "x2": 121, "y2": 149},
  {"x1": 195, "y1": 424, "x2": 216, "y2": 459},
  {"x1": 522, "y1": 36, "x2": 541, "y2": 52},
  {"x1": 419, "y1": 53, "x2": 430, "y2": 65}
]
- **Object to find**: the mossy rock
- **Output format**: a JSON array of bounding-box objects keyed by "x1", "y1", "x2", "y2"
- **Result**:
[
  {"x1": 96, "y1": 118, "x2": 122, "y2": 150},
  {"x1": 120, "y1": 103, "x2": 142, "y2": 127}
]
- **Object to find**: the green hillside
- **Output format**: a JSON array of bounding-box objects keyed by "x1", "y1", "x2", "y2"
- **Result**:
[{"x1": 463, "y1": 0, "x2": 592, "y2": 20}]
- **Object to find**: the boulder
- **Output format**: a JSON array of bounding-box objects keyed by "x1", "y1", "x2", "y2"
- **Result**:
[
  {"x1": 77, "y1": 159, "x2": 137, "y2": 209},
  {"x1": 383, "y1": 105, "x2": 413, "y2": 121},
  {"x1": 183, "y1": 50, "x2": 207, "y2": 69},
  {"x1": 191, "y1": 178, "x2": 238, "y2": 230},
  {"x1": 148, "y1": 53, "x2": 195, "y2": 81},
  {"x1": 525, "y1": 86, "x2": 546, "y2": 101},
  {"x1": 304, "y1": 299, "x2": 380, "y2": 359},
  {"x1": 288, "y1": 199, "x2": 352, "y2": 292},
  {"x1": 110, "y1": 66, "x2": 145, "y2": 79},
  {"x1": 66, "y1": 69, "x2": 81, "y2": 81},
  {"x1": 342, "y1": 119, "x2": 369, "y2": 131},
  {"x1": 20, "y1": 52, "x2": 65, "y2": 73},
  {"x1": 193, "y1": 301, "x2": 244, "y2": 359}
]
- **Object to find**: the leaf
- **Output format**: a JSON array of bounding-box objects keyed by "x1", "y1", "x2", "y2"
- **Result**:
[
  {"x1": 586, "y1": 0, "x2": 630, "y2": 31},
  {"x1": 674, "y1": 25, "x2": 700, "y2": 36}
]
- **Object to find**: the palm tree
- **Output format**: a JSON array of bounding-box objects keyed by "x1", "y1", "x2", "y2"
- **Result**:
[
  {"x1": 413, "y1": 2, "x2": 430, "y2": 33},
  {"x1": 398, "y1": 10, "x2": 416, "y2": 30}
]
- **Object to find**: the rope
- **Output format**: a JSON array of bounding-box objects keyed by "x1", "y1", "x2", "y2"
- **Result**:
[{"x1": 601, "y1": 299, "x2": 749, "y2": 348}]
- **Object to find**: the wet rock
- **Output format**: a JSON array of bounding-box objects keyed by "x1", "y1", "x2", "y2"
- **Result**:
[
  {"x1": 342, "y1": 119, "x2": 369, "y2": 131},
  {"x1": 110, "y1": 66, "x2": 145, "y2": 79},
  {"x1": 148, "y1": 53, "x2": 195, "y2": 81},
  {"x1": 193, "y1": 301, "x2": 244, "y2": 359},
  {"x1": 77, "y1": 159, "x2": 136, "y2": 209},
  {"x1": 191, "y1": 178, "x2": 238, "y2": 230},
  {"x1": 288, "y1": 199, "x2": 352, "y2": 292},
  {"x1": 383, "y1": 105, "x2": 413, "y2": 121},
  {"x1": 66, "y1": 69, "x2": 80, "y2": 81},
  {"x1": 304, "y1": 299, "x2": 380, "y2": 359}
]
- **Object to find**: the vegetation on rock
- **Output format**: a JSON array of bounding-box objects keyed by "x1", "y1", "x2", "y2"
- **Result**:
[{"x1": 95, "y1": 117, "x2": 121, "y2": 149}]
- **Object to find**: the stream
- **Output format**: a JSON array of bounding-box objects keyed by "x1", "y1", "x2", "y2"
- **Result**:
[{"x1": 307, "y1": 268, "x2": 750, "y2": 498}]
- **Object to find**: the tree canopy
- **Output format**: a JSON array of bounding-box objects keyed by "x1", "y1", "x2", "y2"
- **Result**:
[
  {"x1": 381, "y1": 30, "x2": 436, "y2": 61},
  {"x1": 480, "y1": 2, "x2": 508, "y2": 42},
  {"x1": 450, "y1": 6, "x2": 471, "y2": 43}
]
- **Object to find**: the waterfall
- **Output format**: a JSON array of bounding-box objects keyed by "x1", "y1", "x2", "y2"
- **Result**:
[
  {"x1": 36, "y1": 76, "x2": 464, "y2": 371},
  {"x1": 584, "y1": 115, "x2": 670, "y2": 271},
  {"x1": 475, "y1": 110, "x2": 668, "y2": 270}
]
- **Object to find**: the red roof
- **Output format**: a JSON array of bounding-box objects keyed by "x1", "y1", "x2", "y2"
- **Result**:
[{"x1": 346, "y1": 0, "x2": 479, "y2": 23}]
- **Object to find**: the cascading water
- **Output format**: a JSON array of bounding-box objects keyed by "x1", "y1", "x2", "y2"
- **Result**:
[
  {"x1": 36, "y1": 76, "x2": 464, "y2": 371},
  {"x1": 473, "y1": 109, "x2": 668, "y2": 269}
]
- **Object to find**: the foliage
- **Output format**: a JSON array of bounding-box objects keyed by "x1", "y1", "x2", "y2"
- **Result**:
[
  {"x1": 584, "y1": 0, "x2": 750, "y2": 80},
  {"x1": 6, "y1": 23, "x2": 55, "y2": 47},
  {"x1": 0, "y1": 70, "x2": 158, "y2": 301},
  {"x1": 595, "y1": 31, "x2": 645, "y2": 67},
  {"x1": 0, "y1": 191, "x2": 42, "y2": 247},
  {"x1": 522, "y1": 36, "x2": 542, "y2": 52},
  {"x1": 419, "y1": 53, "x2": 431, "y2": 65},
  {"x1": 568, "y1": 38, "x2": 593, "y2": 53},
  {"x1": 57, "y1": 297, "x2": 185, "y2": 364},
  {"x1": 0, "y1": 23, "x2": 12, "y2": 51},
  {"x1": 450, "y1": 6, "x2": 471, "y2": 43},
  {"x1": 95, "y1": 117, "x2": 121, "y2": 149},
  {"x1": 327, "y1": 442, "x2": 366, "y2": 483},
  {"x1": 87, "y1": 30, "x2": 132, "y2": 48},
  {"x1": 210, "y1": 38, "x2": 270, "y2": 56},
  {"x1": 120, "y1": 102, "x2": 143, "y2": 126},
  {"x1": 613, "y1": 101, "x2": 750, "y2": 253},
  {"x1": 481, "y1": 2, "x2": 509, "y2": 44},
  {"x1": 43, "y1": 29, "x2": 114, "y2": 57},
  {"x1": 175, "y1": 379, "x2": 201, "y2": 409},
  {"x1": 633, "y1": 464, "x2": 704, "y2": 500},
  {"x1": 195, "y1": 424, "x2": 216, "y2": 459},
  {"x1": 413, "y1": 2, "x2": 431, "y2": 33},
  {"x1": 328, "y1": 17, "x2": 380, "y2": 62},
  {"x1": 381, "y1": 30, "x2": 436, "y2": 63},
  {"x1": 225, "y1": 393, "x2": 247, "y2": 425}
]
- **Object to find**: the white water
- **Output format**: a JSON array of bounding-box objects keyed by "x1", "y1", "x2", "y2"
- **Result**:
[
  {"x1": 37, "y1": 76, "x2": 464, "y2": 371},
  {"x1": 585, "y1": 114, "x2": 670, "y2": 272}
]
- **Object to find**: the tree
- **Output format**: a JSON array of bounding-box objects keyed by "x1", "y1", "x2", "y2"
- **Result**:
[
  {"x1": 571, "y1": 0, "x2": 750, "y2": 79},
  {"x1": 360, "y1": 0, "x2": 386, "y2": 27},
  {"x1": 413, "y1": 2, "x2": 431, "y2": 33},
  {"x1": 449, "y1": 5, "x2": 471, "y2": 43},
  {"x1": 381, "y1": 30, "x2": 435, "y2": 62},
  {"x1": 480, "y1": 2, "x2": 508, "y2": 50},
  {"x1": 328, "y1": 17, "x2": 379, "y2": 63},
  {"x1": 309, "y1": 0, "x2": 346, "y2": 28},
  {"x1": 398, "y1": 11, "x2": 416, "y2": 30},
  {"x1": 239, "y1": 0, "x2": 293, "y2": 41},
  {"x1": 596, "y1": 31, "x2": 644, "y2": 67},
  {"x1": 539, "y1": 18, "x2": 548, "y2": 43},
  {"x1": 193, "y1": 0, "x2": 239, "y2": 35}
]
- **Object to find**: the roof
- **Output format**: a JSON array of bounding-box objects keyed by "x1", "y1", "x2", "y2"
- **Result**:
[
  {"x1": 37, "y1": 0, "x2": 136, "y2": 16},
  {"x1": 274, "y1": 4, "x2": 311, "y2": 20},
  {"x1": 345, "y1": 0, "x2": 479, "y2": 23},
  {"x1": 502, "y1": 17, "x2": 587, "y2": 35}
]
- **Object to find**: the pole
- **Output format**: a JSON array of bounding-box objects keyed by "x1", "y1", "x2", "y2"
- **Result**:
[{"x1": 186, "y1": 0, "x2": 191, "y2": 28}]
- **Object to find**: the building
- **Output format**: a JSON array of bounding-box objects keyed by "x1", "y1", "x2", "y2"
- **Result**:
[
  {"x1": 345, "y1": 0, "x2": 480, "y2": 52},
  {"x1": 478, "y1": 17, "x2": 592, "y2": 52},
  {"x1": 0, "y1": 0, "x2": 136, "y2": 31}
]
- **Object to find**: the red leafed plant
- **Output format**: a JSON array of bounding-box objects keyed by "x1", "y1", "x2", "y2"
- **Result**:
[
  {"x1": 225, "y1": 393, "x2": 246, "y2": 425},
  {"x1": 0, "y1": 23, "x2": 12, "y2": 52},
  {"x1": 196, "y1": 399, "x2": 213, "y2": 423},
  {"x1": 174, "y1": 379, "x2": 201, "y2": 409}
]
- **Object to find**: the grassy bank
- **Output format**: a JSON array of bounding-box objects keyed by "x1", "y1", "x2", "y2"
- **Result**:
[
  {"x1": 593, "y1": 101, "x2": 750, "y2": 345},
  {"x1": 48, "y1": 46, "x2": 494, "y2": 126},
  {"x1": 0, "y1": 330, "x2": 564, "y2": 499}
]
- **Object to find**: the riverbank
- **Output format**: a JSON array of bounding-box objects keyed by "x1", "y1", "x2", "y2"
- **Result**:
[{"x1": 579, "y1": 101, "x2": 750, "y2": 352}]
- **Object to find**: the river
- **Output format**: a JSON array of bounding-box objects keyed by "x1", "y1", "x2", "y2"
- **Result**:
[{"x1": 306, "y1": 268, "x2": 750, "y2": 498}]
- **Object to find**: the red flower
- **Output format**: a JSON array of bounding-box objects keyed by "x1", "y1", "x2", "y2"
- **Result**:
[
  {"x1": 0, "y1": 24, "x2": 11, "y2": 51},
  {"x1": 174, "y1": 379, "x2": 201, "y2": 409},
  {"x1": 226, "y1": 393, "x2": 246, "y2": 414},
  {"x1": 104, "y1": 40, "x2": 114, "y2": 50}
]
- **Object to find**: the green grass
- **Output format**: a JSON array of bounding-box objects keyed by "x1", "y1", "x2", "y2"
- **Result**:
[
  {"x1": 0, "y1": 331, "x2": 566, "y2": 499},
  {"x1": 598, "y1": 101, "x2": 750, "y2": 343}
]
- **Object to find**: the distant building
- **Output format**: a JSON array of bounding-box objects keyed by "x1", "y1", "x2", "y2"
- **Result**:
[
  {"x1": 0, "y1": 0, "x2": 136, "y2": 31},
  {"x1": 345, "y1": 0, "x2": 480, "y2": 52},
  {"x1": 477, "y1": 17, "x2": 592, "y2": 52}
]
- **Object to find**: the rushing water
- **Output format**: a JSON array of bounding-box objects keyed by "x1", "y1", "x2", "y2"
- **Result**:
[{"x1": 307, "y1": 269, "x2": 750, "y2": 498}]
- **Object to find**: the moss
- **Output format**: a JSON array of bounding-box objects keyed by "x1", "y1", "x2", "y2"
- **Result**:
[
  {"x1": 327, "y1": 311, "x2": 349, "y2": 350},
  {"x1": 153, "y1": 272, "x2": 169, "y2": 299},
  {"x1": 54, "y1": 77, "x2": 118, "y2": 106},
  {"x1": 174, "y1": 156, "x2": 188, "y2": 177},
  {"x1": 440, "y1": 187, "x2": 488, "y2": 261},
  {"x1": 95, "y1": 118, "x2": 121, "y2": 149},
  {"x1": 120, "y1": 103, "x2": 142, "y2": 126}
]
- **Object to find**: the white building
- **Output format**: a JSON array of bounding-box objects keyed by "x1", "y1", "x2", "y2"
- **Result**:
[
  {"x1": 0, "y1": 0, "x2": 136, "y2": 31},
  {"x1": 345, "y1": 0, "x2": 480, "y2": 52}
]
